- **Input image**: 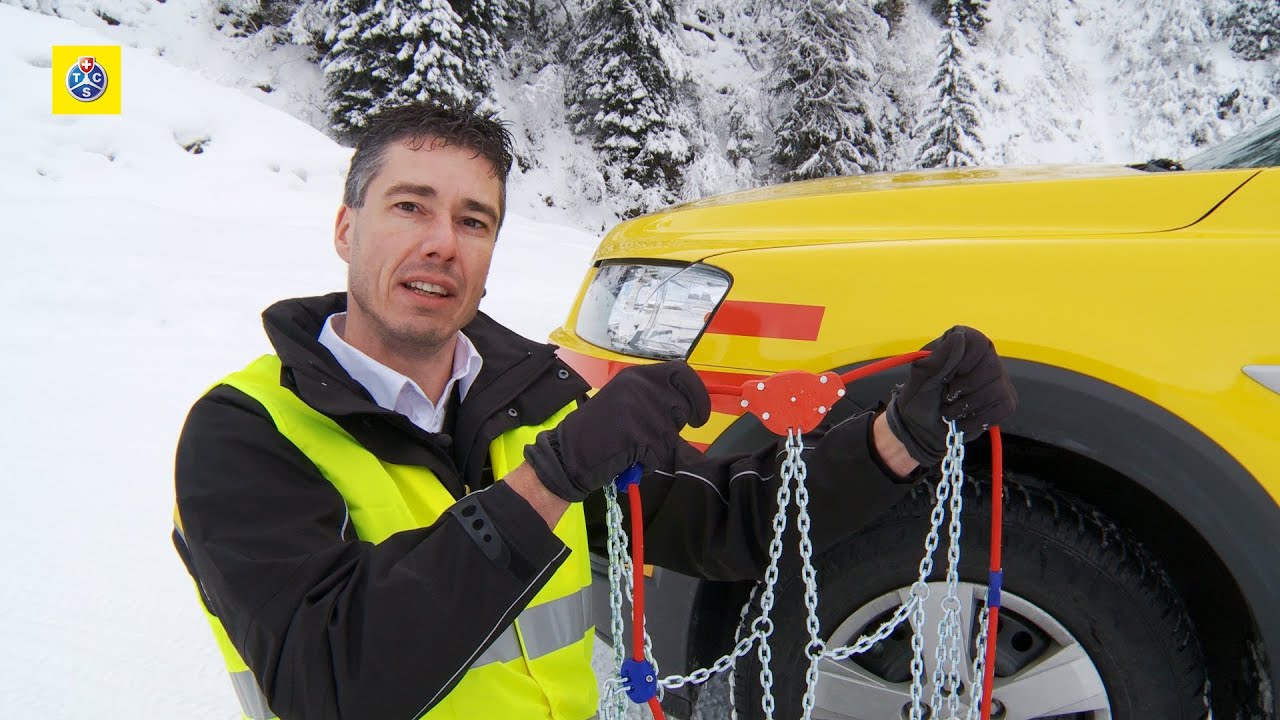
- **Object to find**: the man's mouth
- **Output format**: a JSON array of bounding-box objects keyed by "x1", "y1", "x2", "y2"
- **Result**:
[{"x1": 404, "y1": 281, "x2": 450, "y2": 297}]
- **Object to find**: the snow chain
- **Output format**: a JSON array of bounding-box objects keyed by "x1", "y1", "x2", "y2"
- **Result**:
[{"x1": 600, "y1": 421, "x2": 993, "y2": 720}]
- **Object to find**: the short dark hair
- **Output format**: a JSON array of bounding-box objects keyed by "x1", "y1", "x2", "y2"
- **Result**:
[{"x1": 342, "y1": 103, "x2": 515, "y2": 214}]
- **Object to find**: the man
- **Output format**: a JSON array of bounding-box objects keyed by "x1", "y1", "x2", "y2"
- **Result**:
[{"x1": 173, "y1": 102, "x2": 1016, "y2": 720}]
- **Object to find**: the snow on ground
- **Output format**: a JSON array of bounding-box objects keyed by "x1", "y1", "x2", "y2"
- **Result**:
[
  {"x1": 0, "y1": 5, "x2": 610, "y2": 716},
  {"x1": 9, "y1": 0, "x2": 330, "y2": 130}
]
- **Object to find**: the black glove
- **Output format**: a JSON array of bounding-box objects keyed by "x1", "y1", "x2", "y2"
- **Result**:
[
  {"x1": 885, "y1": 326, "x2": 1018, "y2": 465},
  {"x1": 524, "y1": 361, "x2": 711, "y2": 503}
]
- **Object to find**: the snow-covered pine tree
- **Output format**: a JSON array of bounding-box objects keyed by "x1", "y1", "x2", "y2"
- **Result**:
[
  {"x1": 727, "y1": 92, "x2": 764, "y2": 173},
  {"x1": 323, "y1": 0, "x2": 391, "y2": 137},
  {"x1": 459, "y1": 0, "x2": 501, "y2": 89},
  {"x1": 457, "y1": 0, "x2": 529, "y2": 106},
  {"x1": 459, "y1": 0, "x2": 529, "y2": 45},
  {"x1": 217, "y1": 0, "x2": 306, "y2": 41},
  {"x1": 566, "y1": 0, "x2": 691, "y2": 217},
  {"x1": 322, "y1": 0, "x2": 477, "y2": 139},
  {"x1": 928, "y1": 0, "x2": 987, "y2": 41},
  {"x1": 769, "y1": 0, "x2": 892, "y2": 180},
  {"x1": 873, "y1": 0, "x2": 907, "y2": 30},
  {"x1": 1226, "y1": 0, "x2": 1280, "y2": 61},
  {"x1": 394, "y1": 0, "x2": 475, "y2": 106},
  {"x1": 915, "y1": 0, "x2": 983, "y2": 168}
]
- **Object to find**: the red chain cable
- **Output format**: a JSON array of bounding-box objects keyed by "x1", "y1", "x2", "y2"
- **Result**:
[
  {"x1": 837, "y1": 350, "x2": 931, "y2": 384},
  {"x1": 982, "y1": 427, "x2": 1004, "y2": 720},
  {"x1": 628, "y1": 486, "x2": 666, "y2": 720},
  {"x1": 629, "y1": 489, "x2": 646, "y2": 661}
]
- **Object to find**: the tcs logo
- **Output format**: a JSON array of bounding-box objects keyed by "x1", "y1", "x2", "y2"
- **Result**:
[
  {"x1": 52, "y1": 46, "x2": 121, "y2": 114},
  {"x1": 67, "y1": 56, "x2": 109, "y2": 102}
]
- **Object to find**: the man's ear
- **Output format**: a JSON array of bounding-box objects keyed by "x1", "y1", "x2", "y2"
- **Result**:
[{"x1": 334, "y1": 205, "x2": 353, "y2": 262}]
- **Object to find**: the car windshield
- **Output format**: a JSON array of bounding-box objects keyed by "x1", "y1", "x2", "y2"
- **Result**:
[{"x1": 1183, "y1": 112, "x2": 1280, "y2": 170}]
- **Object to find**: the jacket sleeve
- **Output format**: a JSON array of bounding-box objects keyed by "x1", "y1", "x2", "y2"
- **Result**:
[
  {"x1": 173, "y1": 385, "x2": 568, "y2": 720},
  {"x1": 586, "y1": 408, "x2": 914, "y2": 581}
]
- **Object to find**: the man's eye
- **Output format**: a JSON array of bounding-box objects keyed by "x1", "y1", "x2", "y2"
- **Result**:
[
  {"x1": 395, "y1": 202, "x2": 418, "y2": 213},
  {"x1": 462, "y1": 217, "x2": 488, "y2": 230}
]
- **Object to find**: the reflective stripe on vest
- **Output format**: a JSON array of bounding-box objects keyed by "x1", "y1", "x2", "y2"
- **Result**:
[
  {"x1": 182, "y1": 354, "x2": 596, "y2": 720},
  {"x1": 230, "y1": 670, "x2": 272, "y2": 720},
  {"x1": 473, "y1": 586, "x2": 592, "y2": 667}
]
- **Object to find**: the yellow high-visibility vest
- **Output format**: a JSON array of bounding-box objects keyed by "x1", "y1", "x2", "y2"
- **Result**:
[{"x1": 181, "y1": 354, "x2": 596, "y2": 720}]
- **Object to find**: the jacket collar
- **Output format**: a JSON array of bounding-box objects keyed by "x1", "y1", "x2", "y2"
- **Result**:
[
  {"x1": 259, "y1": 293, "x2": 589, "y2": 494},
  {"x1": 260, "y1": 293, "x2": 561, "y2": 421}
]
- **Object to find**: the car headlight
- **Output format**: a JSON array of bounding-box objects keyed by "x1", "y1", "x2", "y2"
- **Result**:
[{"x1": 576, "y1": 263, "x2": 731, "y2": 360}]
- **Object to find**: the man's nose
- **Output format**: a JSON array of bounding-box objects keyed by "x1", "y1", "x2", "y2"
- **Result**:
[{"x1": 416, "y1": 214, "x2": 459, "y2": 260}]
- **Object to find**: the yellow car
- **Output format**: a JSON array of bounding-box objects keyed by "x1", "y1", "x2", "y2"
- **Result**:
[{"x1": 552, "y1": 114, "x2": 1280, "y2": 719}]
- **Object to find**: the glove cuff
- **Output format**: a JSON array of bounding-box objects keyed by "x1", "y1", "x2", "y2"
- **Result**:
[
  {"x1": 523, "y1": 430, "x2": 584, "y2": 503},
  {"x1": 885, "y1": 397, "x2": 945, "y2": 466}
]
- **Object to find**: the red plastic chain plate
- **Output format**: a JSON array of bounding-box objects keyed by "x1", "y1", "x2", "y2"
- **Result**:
[{"x1": 738, "y1": 370, "x2": 845, "y2": 435}]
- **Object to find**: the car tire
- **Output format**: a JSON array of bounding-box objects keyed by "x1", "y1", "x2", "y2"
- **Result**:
[{"x1": 731, "y1": 475, "x2": 1208, "y2": 720}]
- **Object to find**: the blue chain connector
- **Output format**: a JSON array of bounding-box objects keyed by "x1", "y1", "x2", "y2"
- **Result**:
[
  {"x1": 987, "y1": 570, "x2": 1004, "y2": 609},
  {"x1": 613, "y1": 463, "x2": 643, "y2": 494},
  {"x1": 620, "y1": 657, "x2": 659, "y2": 703}
]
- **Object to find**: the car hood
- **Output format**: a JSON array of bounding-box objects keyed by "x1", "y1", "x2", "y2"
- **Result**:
[{"x1": 592, "y1": 165, "x2": 1259, "y2": 263}]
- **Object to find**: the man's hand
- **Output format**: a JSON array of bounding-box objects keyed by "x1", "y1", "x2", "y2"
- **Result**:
[
  {"x1": 885, "y1": 326, "x2": 1018, "y2": 465},
  {"x1": 524, "y1": 361, "x2": 711, "y2": 503}
]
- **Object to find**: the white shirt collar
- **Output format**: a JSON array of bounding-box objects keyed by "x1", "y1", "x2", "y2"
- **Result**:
[{"x1": 317, "y1": 312, "x2": 484, "y2": 434}]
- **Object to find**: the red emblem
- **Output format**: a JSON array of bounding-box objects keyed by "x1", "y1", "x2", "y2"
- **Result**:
[
  {"x1": 78, "y1": 57, "x2": 96, "y2": 73},
  {"x1": 738, "y1": 370, "x2": 846, "y2": 435}
]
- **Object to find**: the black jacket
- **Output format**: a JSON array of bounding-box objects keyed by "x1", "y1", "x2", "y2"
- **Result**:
[{"x1": 173, "y1": 293, "x2": 911, "y2": 719}]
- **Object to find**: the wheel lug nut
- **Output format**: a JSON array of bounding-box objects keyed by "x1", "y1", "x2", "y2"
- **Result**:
[{"x1": 900, "y1": 703, "x2": 933, "y2": 719}]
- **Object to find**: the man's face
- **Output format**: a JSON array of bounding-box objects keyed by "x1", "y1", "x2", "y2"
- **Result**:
[{"x1": 334, "y1": 138, "x2": 502, "y2": 358}]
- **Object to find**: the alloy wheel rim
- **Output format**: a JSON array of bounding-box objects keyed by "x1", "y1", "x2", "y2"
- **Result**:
[{"x1": 810, "y1": 582, "x2": 1112, "y2": 720}]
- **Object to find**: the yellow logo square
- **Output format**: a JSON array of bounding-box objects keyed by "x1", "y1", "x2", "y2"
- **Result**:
[{"x1": 52, "y1": 45, "x2": 121, "y2": 114}]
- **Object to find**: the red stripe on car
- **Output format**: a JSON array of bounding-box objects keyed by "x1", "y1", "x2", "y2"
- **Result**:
[{"x1": 704, "y1": 300, "x2": 825, "y2": 341}]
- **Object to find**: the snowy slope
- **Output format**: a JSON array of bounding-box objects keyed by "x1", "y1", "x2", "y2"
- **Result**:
[
  {"x1": 0, "y1": 5, "x2": 602, "y2": 716},
  {"x1": 5, "y1": 0, "x2": 329, "y2": 128}
]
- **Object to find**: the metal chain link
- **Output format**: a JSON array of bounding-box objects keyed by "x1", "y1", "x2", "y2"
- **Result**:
[
  {"x1": 603, "y1": 482, "x2": 631, "y2": 720},
  {"x1": 909, "y1": 443, "x2": 955, "y2": 720},
  {"x1": 601, "y1": 420, "x2": 993, "y2": 720},
  {"x1": 790, "y1": 431, "x2": 824, "y2": 720},
  {"x1": 659, "y1": 626, "x2": 760, "y2": 691},
  {"x1": 728, "y1": 585, "x2": 759, "y2": 720},
  {"x1": 932, "y1": 426, "x2": 967, "y2": 718},
  {"x1": 650, "y1": 439, "x2": 803, "y2": 700},
  {"x1": 946, "y1": 433, "x2": 968, "y2": 719},
  {"x1": 966, "y1": 605, "x2": 992, "y2": 720},
  {"x1": 649, "y1": 439, "x2": 798, "y2": 700},
  {"x1": 754, "y1": 432, "x2": 796, "y2": 720},
  {"x1": 821, "y1": 596, "x2": 920, "y2": 661},
  {"x1": 650, "y1": 430, "x2": 798, "y2": 707}
]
